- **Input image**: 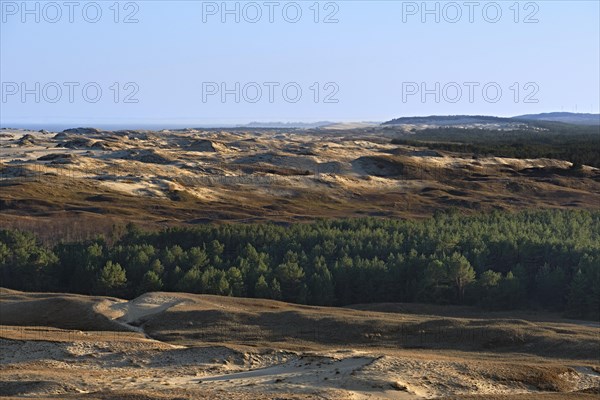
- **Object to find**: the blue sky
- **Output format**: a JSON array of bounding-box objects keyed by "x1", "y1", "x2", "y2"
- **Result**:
[{"x1": 1, "y1": 1, "x2": 599, "y2": 128}]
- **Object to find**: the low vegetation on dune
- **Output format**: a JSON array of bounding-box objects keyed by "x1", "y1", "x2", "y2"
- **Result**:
[
  {"x1": 1, "y1": 126, "x2": 599, "y2": 229},
  {"x1": 1, "y1": 289, "x2": 599, "y2": 399},
  {"x1": 1, "y1": 210, "x2": 598, "y2": 320}
]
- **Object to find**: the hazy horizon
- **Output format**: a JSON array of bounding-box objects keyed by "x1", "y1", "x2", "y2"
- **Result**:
[
  {"x1": 2, "y1": 1, "x2": 599, "y2": 126},
  {"x1": 3, "y1": 111, "x2": 599, "y2": 132}
]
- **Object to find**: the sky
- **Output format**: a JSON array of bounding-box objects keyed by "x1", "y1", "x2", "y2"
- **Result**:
[{"x1": 1, "y1": 0, "x2": 599, "y2": 129}]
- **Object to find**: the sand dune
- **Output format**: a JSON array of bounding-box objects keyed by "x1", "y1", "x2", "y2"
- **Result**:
[
  {"x1": 1, "y1": 128, "x2": 598, "y2": 231},
  {"x1": 1, "y1": 289, "x2": 599, "y2": 399}
]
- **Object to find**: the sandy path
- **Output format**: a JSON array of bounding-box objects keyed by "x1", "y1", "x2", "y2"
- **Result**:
[{"x1": 93, "y1": 293, "x2": 188, "y2": 330}]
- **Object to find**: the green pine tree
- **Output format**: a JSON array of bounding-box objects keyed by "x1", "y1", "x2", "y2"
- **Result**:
[{"x1": 97, "y1": 261, "x2": 127, "y2": 294}]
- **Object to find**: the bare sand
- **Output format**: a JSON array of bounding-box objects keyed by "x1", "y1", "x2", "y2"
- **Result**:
[{"x1": 1, "y1": 290, "x2": 599, "y2": 399}]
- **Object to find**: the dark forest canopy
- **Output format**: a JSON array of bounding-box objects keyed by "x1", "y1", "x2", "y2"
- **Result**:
[
  {"x1": 390, "y1": 124, "x2": 600, "y2": 168},
  {"x1": 383, "y1": 114, "x2": 600, "y2": 126},
  {"x1": 1, "y1": 210, "x2": 599, "y2": 319}
]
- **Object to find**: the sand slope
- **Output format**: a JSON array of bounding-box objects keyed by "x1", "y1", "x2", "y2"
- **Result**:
[
  {"x1": 2, "y1": 128, "x2": 599, "y2": 234},
  {"x1": 1, "y1": 289, "x2": 599, "y2": 399}
]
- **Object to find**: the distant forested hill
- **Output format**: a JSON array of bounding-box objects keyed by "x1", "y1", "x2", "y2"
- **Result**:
[
  {"x1": 383, "y1": 113, "x2": 599, "y2": 126},
  {"x1": 390, "y1": 124, "x2": 600, "y2": 168},
  {"x1": 514, "y1": 112, "x2": 600, "y2": 126},
  {"x1": 382, "y1": 115, "x2": 513, "y2": 126}
]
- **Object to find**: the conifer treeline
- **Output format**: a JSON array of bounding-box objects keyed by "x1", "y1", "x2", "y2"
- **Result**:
[
  {"x1": 1, "y1": 210, "x2": 598, "y2": 319},
  {"x1": 391, "y1": 125, "x2": 600, "y2": 168}
]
